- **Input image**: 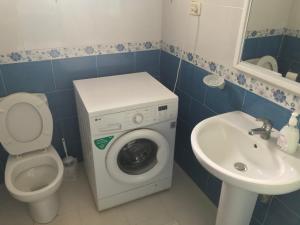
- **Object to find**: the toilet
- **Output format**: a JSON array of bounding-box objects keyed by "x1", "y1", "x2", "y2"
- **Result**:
[
  {"x1": 257, "y1": 55, "x2": 278, "y2": 72},
  {"x1": 0, "y1": 92, "x2": 64, "y2": 223},
  {"x1": 246, "y1": 55, "x2": 278, "y2": 72}
]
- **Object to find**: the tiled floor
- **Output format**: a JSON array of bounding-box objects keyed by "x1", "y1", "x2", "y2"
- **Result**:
[{"x1": 0, "y1": 163, "x2": 217, "y2": 225}]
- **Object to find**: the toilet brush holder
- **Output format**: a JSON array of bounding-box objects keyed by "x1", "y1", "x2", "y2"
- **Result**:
[{"x1": 63, "y1": 156, "x2": 78, "y2": 181}]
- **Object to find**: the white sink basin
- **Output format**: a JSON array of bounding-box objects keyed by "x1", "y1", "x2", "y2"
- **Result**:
[{"x1": 191, "y1": 111, "x2": 300, "y2": 225}]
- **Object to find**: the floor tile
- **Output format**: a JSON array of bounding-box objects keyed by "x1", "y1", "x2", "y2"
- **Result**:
[
  {"x1": 0, "y1": 163, "x2": 216, "y2": 225},
  {"x1": 34, "y1": 211, "x2": 81, "y2": 225}
]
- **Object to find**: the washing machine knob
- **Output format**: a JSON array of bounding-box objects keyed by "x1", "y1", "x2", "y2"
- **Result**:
[{"x1": 133, "y1": 114, "x2": 144, "y2": 124}]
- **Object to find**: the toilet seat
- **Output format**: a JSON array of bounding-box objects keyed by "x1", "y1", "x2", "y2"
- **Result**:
[
  {"x1": 0, "y1": 93, "x2": 53, "y2": 155},
  {"x1": 257, "y1": 56, "x2": 278, "y2": 72}
]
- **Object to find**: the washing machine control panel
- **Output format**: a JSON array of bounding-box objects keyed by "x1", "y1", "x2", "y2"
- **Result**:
[{"x1": 92, "y1": 102, "x2": 178, "y2": 134}]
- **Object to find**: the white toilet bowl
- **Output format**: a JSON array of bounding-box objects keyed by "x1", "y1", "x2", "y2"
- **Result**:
[
  {"x1": 257, "y1": 55, "x2": 278, "y2": 72},
  {"x1": 246, "y1": 55, "x2": 278, "y2": 72},
  {"x1": 0, "y1": 92, "x2": 64, "y2": 223},
  {"x1": 5, "y1": 146, "x2": 63, "y2": 223}
]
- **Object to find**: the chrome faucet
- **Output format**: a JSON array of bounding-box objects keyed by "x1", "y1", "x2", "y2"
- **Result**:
[{"x1": 249, "y1": 118, "x2": 273, "y2": 140}]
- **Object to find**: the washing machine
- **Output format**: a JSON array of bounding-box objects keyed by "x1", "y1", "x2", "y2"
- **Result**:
[{"x1": 73, "y1": 72, "x2": 178, "y2": 211}]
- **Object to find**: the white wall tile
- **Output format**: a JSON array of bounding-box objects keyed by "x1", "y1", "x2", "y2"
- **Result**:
[
  {"x1": 247, "y1": 0, "x2": 293, "y2": 31},
  {"x1": 196, "y1": 3, "x2": 243, "y2": 67},
  {"x1": 287, "y1": 0, "x2": 300, "y2": 30},
  {"x1": 162, "y1": 0, "x2": 243, "y2": 67},
  {"x1": 0, "y1": 0, "x2": 162, "y2": 53}
]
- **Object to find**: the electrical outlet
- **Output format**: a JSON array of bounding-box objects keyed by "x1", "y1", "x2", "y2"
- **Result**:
[{"x1": 190, "y1": 0, "x2": 201, "y2": 16}]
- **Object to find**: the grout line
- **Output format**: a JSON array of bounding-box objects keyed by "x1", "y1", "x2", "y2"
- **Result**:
[
  {"x1": 253, "y1": 217, "x2": 263, "y2": 225},
  {"x1": 261, "y1": 196, "x2": 273, "y2": 225},
  {"x1": 203, "y1": 85, "x2": 208, "y2": 106},
  {"x1": 95, "y1": 55, "x2": 100, "y2": 77},
  {"x1": 133, "y1": 52, "x2": 137, "y2": 72},
  {"x1": 158, "y1": 49, "x2": 162, "y2": 77},
  {"x1": 0, "y1": 68, "x2": 8, "y2": 95},
  {"x1": 241, "y1": 89, "x2": 247, "y2": 109},
  {"x1": 46, "y1": 87, "x2": 73, "y2": 94},
  {"x1": 275, "y1": 196, "x2": 300, "y2": 219},
  {"x1": 50, "y1": 60, "x2": 57, "y2": 90}
]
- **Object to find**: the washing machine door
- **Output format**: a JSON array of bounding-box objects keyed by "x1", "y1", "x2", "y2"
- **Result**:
[{"x1": 106, "y1": 129, "x2": 170, "y2": 184}]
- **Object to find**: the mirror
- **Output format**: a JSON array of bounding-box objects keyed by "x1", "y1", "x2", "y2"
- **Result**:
[{"x1": 235, "y1": 0, "x2": 300, "y2": 94}]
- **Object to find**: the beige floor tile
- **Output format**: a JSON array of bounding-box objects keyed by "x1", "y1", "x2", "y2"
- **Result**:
[
  {"x1": 120, "y1": 194, "x2": 172, "y2": 225},
  {"x1": 133, "y1": 214, "x2": 179, "y2": 225},
  {"x1": 160, "y1": 165, "x2": 217, "y2": 225},
  {"x1": 0, "y1": 162, "x2": 217, "y2": 225},
  {"x1": 79, "y1": 205, "x2": 129, "y2": 225},
  {"x1": 34, "y1": 211, "x2": 81, "y2": 225},
  {"x1": 0, "y1": 186, "x2": 34, "y2": 225}
]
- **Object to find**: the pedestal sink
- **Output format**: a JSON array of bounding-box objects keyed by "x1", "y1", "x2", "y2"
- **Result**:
[{"x1": 191, "y1": 111, "x2": 300, "y2": 225}]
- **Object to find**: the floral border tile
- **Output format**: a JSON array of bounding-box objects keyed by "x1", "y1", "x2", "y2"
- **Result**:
[
  {"x1": 246, "y1": 28, "x2": 285, "y2": 39},
  {"x1": 161, "y1": 41, "x2": 300, "y2": 112},
  {"x1": 0, "y1": 40, "x2": 161, "y2": 64},
  {"x1": 1, "y1": 39, "x2": 299, "y2": 112},
  {"x1": 285, "y1": 28, "x2": 300, "y2": 38},
  {"x1": 246, "y1": 28, "x2": 300, "y2": 39}
]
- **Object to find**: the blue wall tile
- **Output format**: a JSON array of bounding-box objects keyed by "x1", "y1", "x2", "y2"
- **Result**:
[
  {"x1": 160, "y1": 51, "x2": 179, "y2": 90},
  {"x1": 277, "y1": 190, "x2": 300, "y2": 216},
  {"x1": 0, "y1": 145, "x2": 8, "y2": 183},
  {"x1": 178, "y1": 61, "x2": 195, "y2": 93},
  {"x1": 265, "y1": 199, "x2": 300, "y2": 225},
  {"x1": 0, "y1": 162, "x2": 4, "y2": 184},
  {"x1": 205, "y1": 81, "x2": 245, "y2": 114},
  {"x1": 97, "y1": 52, "x2": 135, "y2": 76},
  {"x1": 242, "y1": 38, "x2": 258, "y2": 60},
  {"x1": 253, "y1": 199, "x2": 271, "y2": 223},
  {"x1": 242, "y1": 36, "x2": 282, "y2": 61},
  {"x1": 65, "y1": 138, "x2": 83, "y2": 161},
  {"x1": 190, "y1": 66, "x2": 208, "y2": 104},
  {"x1": 1, "y1": 61, "x2": 55, "y2": 94},
  {"x1": 135, "y1": 50, "x2": 160, "y2": 78},
  {"x1": 52, "y1": 56, "x2": 98, "y2": 90},
  {"x1": 160, "y1": 50, "x2": 300, "y2": 225},
  {"x1": 52, "y1": 120, "x2": 64, "y2": 157},
  {"x1": 47, "y1": 90, "x2": 77, "y2": 120},
  {"x1": 278, "y1": 36, "x2": 300, "y2": 75},
  {"x1": 242, "y1": 91, "x2": 291, "y2": 130},
  {"x1": 188, "y1": 98, "x2": 216, "y2": 127},
  {"x1": 177, "y1": 61, "x2": 208, "y2": 104},
  {"x1": 59, "y1": 116, "x2": 81, "y2": 142},
  {"x1": 250, "y1": 218, "x2": 262, "y2": 225},
  {"x1": 175, "y1": 119, "x2": 191, "y2": 156},
  {"x1": 0, "y1": 51, "x2": 161, "y2": 184},
  {"x1": 0, "y1": 69, "x2": 7, "y2": 96},
  {"x1": 257, "y1": 36, "x2": 282, "y2": 58},
  {"x1": 205, "y1": 175, "x2": 222, "y2": 206},
  {"x1": 175, "y1": 89, "x2": 191, "y2": 122},
  {"x1": 280, "y1": 36, "x2": 300, "y2": 61},
  {"x1": 175, "y1": 121, "x2": 209, "y2": 192}
]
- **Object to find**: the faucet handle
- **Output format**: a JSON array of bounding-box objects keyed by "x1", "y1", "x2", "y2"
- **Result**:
[{"x1": 256, "y1": 118, "x2": 273, "y2": 130}]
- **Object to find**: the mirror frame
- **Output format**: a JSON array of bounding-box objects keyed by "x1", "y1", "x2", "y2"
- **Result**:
[{"x1": 234, "y1": 0, "x2": 300, "y2": 95}]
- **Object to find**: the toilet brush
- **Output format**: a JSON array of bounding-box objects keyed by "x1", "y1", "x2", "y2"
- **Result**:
[{"x1": 62, "y1": 137, "x2": 78, "y2": 181}]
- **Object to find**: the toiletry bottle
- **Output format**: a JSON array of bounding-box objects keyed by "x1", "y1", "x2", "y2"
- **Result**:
[{"x1": 277, "y1": 112, "x2": 299, "y2": 154}]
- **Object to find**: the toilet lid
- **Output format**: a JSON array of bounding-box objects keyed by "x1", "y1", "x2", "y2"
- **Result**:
[
  {"x1": 257, "y1": 56, "x2": 278, "y2": 72},
  {"x1": 0, "y1": 93, "x2": 53, "y2": 155}
]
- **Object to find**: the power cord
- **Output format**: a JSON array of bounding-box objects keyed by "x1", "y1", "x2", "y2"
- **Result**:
[{"x1": 172, "y1": 15, "x2": 201, "y2": 93}]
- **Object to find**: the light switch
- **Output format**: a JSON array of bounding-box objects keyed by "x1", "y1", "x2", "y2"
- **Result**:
[{"x1": 190, "y1": 0, "x2": 201, "y2": 16}]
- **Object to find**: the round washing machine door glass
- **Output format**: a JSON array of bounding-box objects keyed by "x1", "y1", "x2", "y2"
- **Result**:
[{"x1": 106, "y1": 129, "x2": 170, "y2": 184}]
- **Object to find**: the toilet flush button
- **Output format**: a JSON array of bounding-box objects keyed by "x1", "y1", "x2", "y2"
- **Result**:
[{"x1": 133, "y1": 114, "x2": 143, "y2": 124}]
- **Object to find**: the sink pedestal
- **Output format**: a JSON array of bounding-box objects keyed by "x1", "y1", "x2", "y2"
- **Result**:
[{"x1": 216, "y1": 182, "x2": 258, "y2": 225}]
